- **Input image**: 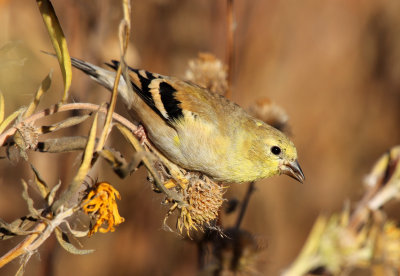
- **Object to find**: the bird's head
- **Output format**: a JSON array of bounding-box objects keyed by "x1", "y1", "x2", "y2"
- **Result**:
[{"x1": 258, "y1": 125, "x2": 305, "y2": 183}]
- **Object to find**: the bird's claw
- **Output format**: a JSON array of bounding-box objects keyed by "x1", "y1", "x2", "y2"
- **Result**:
[{"x1": 133, "y1": 124, "x2": 148, "y2": 145}]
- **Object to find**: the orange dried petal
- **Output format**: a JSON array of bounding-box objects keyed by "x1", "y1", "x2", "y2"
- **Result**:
[{"x1": 82, "y1": 182, "x2": 125, "y2": 236}]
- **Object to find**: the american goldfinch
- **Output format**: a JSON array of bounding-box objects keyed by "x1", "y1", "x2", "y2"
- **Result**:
[{"x1": 69, "y1": 57, "x2": 304, "y2": 183}]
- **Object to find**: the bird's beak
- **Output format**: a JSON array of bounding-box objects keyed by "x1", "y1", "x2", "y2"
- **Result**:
[{"x1": 281, "y1": 159, "x2": 305, "y2": 183}]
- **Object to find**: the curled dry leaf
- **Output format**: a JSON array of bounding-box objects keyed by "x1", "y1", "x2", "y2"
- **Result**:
[
  {"x1": 41, "y1": 114, "x2": 90, "y2": 134},
  {"x1": 36, "y1": 0, "x2": 71, "y2": 102},
  {"x1": 54, "y1": 227, "x2": 94, "y2": 255},
  {"x1": 23, "y1": 70, "x2": 52, "y2": 119}
]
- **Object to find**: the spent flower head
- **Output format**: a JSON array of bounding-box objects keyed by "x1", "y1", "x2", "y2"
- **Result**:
[{"x1": 82, "y1": 181, "x2": 125, "y2": 236}]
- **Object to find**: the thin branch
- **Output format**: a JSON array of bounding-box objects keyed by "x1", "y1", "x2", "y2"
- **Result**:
[
  {"x1": 0, "y1": 222, "x2": 47, "y2": 268},
  {"x1": 0, "y1": 102, "x2": 138, "y2": 147},
  {"x1": 235, "y1": 181, "x2": 255, "y2": 229},
  {"x1": 0, "y1": 206, "x2": 80, "y2": 268}
]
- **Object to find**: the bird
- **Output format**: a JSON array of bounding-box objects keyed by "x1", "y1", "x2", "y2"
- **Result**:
[{"x1": 66, "y1": 56, "x2": 304, "y2": 184}]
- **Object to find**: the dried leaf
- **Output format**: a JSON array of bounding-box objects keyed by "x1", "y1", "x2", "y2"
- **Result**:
[
  {"x1": 13, "y1": 129, "x2": 28, "y2": 160},
  {"x1": 62, "y1": 221, "x2": 89, "y2": 238},
  {"x1": 119, "y1": 0, "x2": 131, "y2": 55},
  {"x1": 0, "y1": 217, "x2": 38, "y2": 240},
  {"x1": 23, "y1": 71, "x2": 52, "y2": 119},
  {"x1": 74, "y1": 112, "x2": 98, "y2": 183},
  {"x1": 100, "y1": 149, "x2": 152, "y2": 178},
  {"x1": 41, "y1": 114, "x2": 90, "y2": 134},
  {"x1": 36, "y1": 0, "x2": 71, "y2": 102},
  {"x1": 21, "y1": 180, "x2": 40, "y2": 217},
  {"x1": 30, "y1": 164, "x2": 49, "y2": 199},
  {"x1": 0, "y1": 108, "x2": 25, "y2": 135},
  {"x1": 96, "y1": 0, "x2": 133, "y2": 152},
  {"x1": 55, "y1": 227, "x2": 94, "y2": 255},
  {"x1": 6, "y1": 144, "x2": 20, "y2": 164},
  {"x1": 37, "y1": 136, "x2": 87, "y2": 153},
  {"x1": 47, "y1": 181, "x2": 61, "y2": 206},
  {"x1": 99, "y1": 148, "x2": 129, "y2": 178},
  {"x1": 51, "y1": 113, "x2": 98, "y2": 212}
]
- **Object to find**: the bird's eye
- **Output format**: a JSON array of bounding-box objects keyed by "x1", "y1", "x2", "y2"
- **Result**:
[{"x1": 271, "y1": 146, "x2": 281, "y2": 155}]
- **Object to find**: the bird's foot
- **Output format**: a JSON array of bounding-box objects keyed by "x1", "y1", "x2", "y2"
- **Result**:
[{"x1": 133, "y1": 124, "x2": 148, "y2": 145}]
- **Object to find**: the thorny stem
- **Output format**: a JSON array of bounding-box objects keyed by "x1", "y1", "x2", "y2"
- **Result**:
[{"x1": 235, "y1": 181, "x2": 255, "y2": 229}]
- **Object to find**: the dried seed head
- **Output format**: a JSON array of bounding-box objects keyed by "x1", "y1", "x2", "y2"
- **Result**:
[
  {"x1": 185, "y1": 52, "x2": 228, "y2": 95},
  {"x1": 15, "y1": 122, "x2": 40, "y2": 150},
  {"x1": 176, "y1": 173, "x2": 225, "y2": 235},
  {"x1": 11, "y1": 121, "x2": 40, "y2": 161},
  {"x1": 248, "y1": 98, "x2": 289, "y2": 132}
]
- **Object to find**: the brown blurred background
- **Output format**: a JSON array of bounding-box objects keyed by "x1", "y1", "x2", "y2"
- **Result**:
[{"x1": 1, "y1": 0, "x2": 400, "y2": 275}]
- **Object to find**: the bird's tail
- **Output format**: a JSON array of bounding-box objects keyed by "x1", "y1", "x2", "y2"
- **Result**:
[{"x1": 41, "y1": 51, "x2": 130, "y2": 104}]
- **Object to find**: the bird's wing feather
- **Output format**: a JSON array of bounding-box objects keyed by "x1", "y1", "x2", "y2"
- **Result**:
[{"x1": 106, "y1": 60, "x2": 223, "y2": 128}]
